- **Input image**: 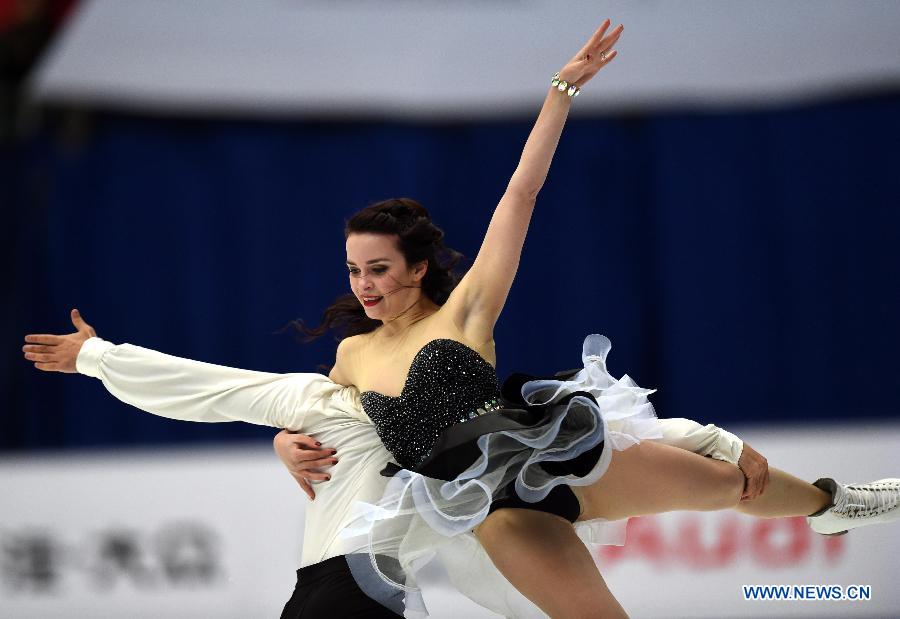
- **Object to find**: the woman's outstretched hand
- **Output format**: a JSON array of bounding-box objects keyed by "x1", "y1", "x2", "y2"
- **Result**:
[
  {"x1": 557, "y1": 19, "x2": 623, "y2": 87},
  {"x1": 23, "y1": 309, "x2": 97, "y2": 373}
]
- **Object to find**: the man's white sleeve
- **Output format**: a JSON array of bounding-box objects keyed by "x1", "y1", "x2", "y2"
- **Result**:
[
  {"x1": 76, "y1": 337, "x2": 362, "y2": 432},
  {"x1": 655, "y1": 418, "x2": 744, "y2": 465}
]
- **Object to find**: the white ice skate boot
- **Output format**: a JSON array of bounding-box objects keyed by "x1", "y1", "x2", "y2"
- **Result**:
[{"x1": 807, "y1": 477, "x2": 900, "y2": 536}]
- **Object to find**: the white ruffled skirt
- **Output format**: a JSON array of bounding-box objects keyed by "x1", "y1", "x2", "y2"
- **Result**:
[{"x1": 342, "y1": 334, "x2": 664, "y2": 618}]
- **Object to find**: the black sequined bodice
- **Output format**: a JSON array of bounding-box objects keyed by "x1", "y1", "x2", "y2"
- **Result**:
[{"x1": 360, "y1": 339, "x2": 502, "y2": 470}]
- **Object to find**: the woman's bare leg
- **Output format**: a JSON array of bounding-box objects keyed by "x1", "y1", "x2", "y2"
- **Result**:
[
  {"x1": 471, "y1": 444, "x2": 748, "y2": 618},
  {"x1": 733, "y1": 468, "x2": 831, "y2": 517},
  {"x1": 576, "y1": 441, "x2": 747, "y2": 521},
  {"x1": 577, "y1": 442, "x2": 832, "y2": 521},
  {"x1": 472, "y1": 444, "x2": 744, "y2": 618},
  {"x1": 475, "y1": 508, "x2": 628, "y2": 619},
  {"x1": 473, "y1": 443, "x2": 833, "y2": 617}
]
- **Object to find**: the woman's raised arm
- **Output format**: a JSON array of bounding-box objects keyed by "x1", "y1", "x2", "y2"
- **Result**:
[
  {"x1": 23, "y1": 309, "x2": 363, "y2": 431},
  {"x1": 448, "y1": 20, "x2": 623, "y2": 340}
]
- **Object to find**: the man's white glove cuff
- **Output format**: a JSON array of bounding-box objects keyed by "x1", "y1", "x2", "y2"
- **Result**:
[{"x1": 76, "y1": 337, "x2": 114, "y2": 378}]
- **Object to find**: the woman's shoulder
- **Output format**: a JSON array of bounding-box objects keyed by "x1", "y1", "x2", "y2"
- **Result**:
[
  {"x1": 338, "y1": 331, "x2": 376, "y2": 355},
  {"x1": 330, "y1": 334, "x2": 367, "y2": 386}
]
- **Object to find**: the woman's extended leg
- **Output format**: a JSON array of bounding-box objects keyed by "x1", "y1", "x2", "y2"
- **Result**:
[
  {"x1": 733, "y1": 468, "x2": 830, "y2": 518},
  {"x1": 473, "y1": 443, "x2": 750, "y2": 618},
  {"x1": 475, "y1": 508, "x2": 628, "y2": 619},
  {"x1": 575, "y1": 441, "x2": 748, "y2": 521},
  {"x1": 474, "y1": 442, "x2": 889, "y2": 617},
  {"x1": 575, "y1": 441, "x2": 837, "y2": 522},
  {"x1": 655, "y1": 426, "x2": 898, "y2": 528}
]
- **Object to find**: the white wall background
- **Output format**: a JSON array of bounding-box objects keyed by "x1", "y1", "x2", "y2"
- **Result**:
[
  {"x1": 2, "y1": 424, "x2": 899, "y2": 618},
  {"x1": 28, "y1": 0, "x2": 900, "y2": 118}
]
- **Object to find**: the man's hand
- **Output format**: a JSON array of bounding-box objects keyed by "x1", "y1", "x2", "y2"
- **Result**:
[
  {"x1": 23, "y1": 309, "x2": 97, "y2": 373},
  {"x1": 737, "y1": 442, "x2": 770, "y2": 501},
  {"x1": 273, "y1": 430, "x2": 338, "y2": 501}
]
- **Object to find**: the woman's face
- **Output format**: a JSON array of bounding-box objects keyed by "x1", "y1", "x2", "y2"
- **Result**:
[{"x1": 346, "y1": 232, "x2": 426, "y2": 321}]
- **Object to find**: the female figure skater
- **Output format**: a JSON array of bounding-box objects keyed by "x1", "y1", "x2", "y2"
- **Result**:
[{"x1": 24, "y1": 18, "x2": 899, "y2": 618}]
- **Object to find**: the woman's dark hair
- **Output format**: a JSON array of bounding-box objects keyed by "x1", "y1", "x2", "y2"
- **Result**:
[{"x1": 287, "y1": 198, "x2": 467, "y2": 343}]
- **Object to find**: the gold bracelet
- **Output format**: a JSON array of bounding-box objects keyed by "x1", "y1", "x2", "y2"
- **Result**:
[{"x1": 550, "y1": 72, "x2": 581, "y2": 97}]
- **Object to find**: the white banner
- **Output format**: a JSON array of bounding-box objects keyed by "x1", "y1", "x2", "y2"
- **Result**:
[
  {"x1": 29, "y1": 0, "x2": 900, "y2": 118},
  {"x1": 1, "y1": 424, "x2": 898, "y2": 618}
]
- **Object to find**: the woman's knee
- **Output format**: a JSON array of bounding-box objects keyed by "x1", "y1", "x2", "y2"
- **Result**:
[
  {"x1": 651, "y1": 442, "x2": 745, "y2": 511},
  {"x1": 475, "y1": 508, "x2": 526, "y2": 546},
  {"x1": 706, "y1": 462, "x2": 745, "y2": 510},
  {"x1": 476, "y1": 507, "x2": 559, "y2": 541}
]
